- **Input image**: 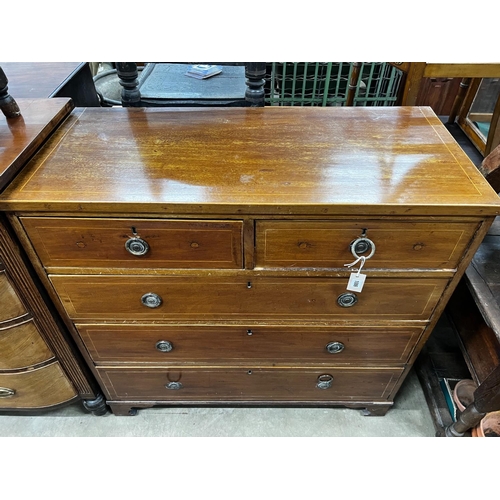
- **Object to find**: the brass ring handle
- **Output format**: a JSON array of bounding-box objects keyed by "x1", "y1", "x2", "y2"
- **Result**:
[
  {"x1": 326, "y1": 341, "x2": 345, "y2": 354},
  {"x1": 156, "y1": 340, "x2": 173, "y2": 352},
  {"x1": 337, "y1": 292, "x2": 358, "y2": 308},
  {"x1": 141, "y1": 292, "x2": 162, "y2": 308},
  {"x1": 165, "y1": 382, "x2": 183, "y2": 390},
  {"x1": 125, "y1": 237, "x2": 149, "y2": 256},
  {"x1": 316, "y1": 374, "x2": 334, "y2": 390},
  {"x1": 350, "y1": 236, "x2": 376, "y2": 260},
  {"x1": 0, "y1": 387, "x2": 15, "y2": 398}
]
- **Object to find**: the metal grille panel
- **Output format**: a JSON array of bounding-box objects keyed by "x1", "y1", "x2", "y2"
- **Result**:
[{"x1": 265, "y1": 62, "x2": 403, "y2": 106}]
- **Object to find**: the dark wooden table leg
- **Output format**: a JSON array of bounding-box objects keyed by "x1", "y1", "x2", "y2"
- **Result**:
[
  {"x1": 446, "y1": 364, "x2": 500, "y2": 436},
  {"x1": 0, "y1": 66, "x2": 21, "y2": 118},
  {"x1": 245, "y1": 62, "x2": 266, "y2": 107},
  {"x1": 115, "y1": 62, "x2": 141, "y2": 107}
]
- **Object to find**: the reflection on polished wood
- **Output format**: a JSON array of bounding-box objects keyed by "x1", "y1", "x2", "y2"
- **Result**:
[
  {"x1": 1, "y1": 107, "x2": 499, "y2": 216},
  {"x1": 0, "y1": 98, "x2": 73, "y2": 191}
]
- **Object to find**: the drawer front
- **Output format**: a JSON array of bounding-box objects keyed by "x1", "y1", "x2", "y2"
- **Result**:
[
  {"x1": 78, "y1": 324, "x2": 423, "y2": 364},
  {"x1": 98, "y1": 367, "x2": 403, "y2": 402},
  {"x1": 0, "y1": 320, "x2": 54, "y2": 370},
  {"x1": 0, "y1": 362, "x2": 77, "y2": 409},
  {"x1": 0, "y1": 270, "x2": 27, "y2": 323},
  {"x1": 51, "y1": 275, "x2": 448, "y2": 321},
  {"x1": 255, "y1": 220, "x2": 478, "y2": 269},
  {"x1": 20, "y1": 217, "x2": 243, "y2": 270}
]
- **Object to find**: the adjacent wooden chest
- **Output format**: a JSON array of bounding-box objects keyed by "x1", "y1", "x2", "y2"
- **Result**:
[{"x1": 1, "y1": 106, "x2": 498, "y2": 416}]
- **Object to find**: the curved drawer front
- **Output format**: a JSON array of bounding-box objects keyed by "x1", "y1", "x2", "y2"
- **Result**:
[
  {"x1": 0, "y1": 362, "x2": 76, "y2": 409},
  {"x1": 98, "y1": 366, "x2": 403, "y2": 402},
  {"x1": 256, "y1": 220, "x2": 478, "y2": 270},
  {"x1": 20, "y1": 217, "x2": 243, "y2": 270},
  {"x1": 78, "y1": 324, "x2": 424, "y2": 364},
  {"x1": 0, "y1": 270, "x2": 28, "y2": 323},
  {"x1": 51, "y1": 275, "x2": 448, "y2": 321},
  {"x1": 0, "y1": 320, "x2": 54, "y2": 370}
]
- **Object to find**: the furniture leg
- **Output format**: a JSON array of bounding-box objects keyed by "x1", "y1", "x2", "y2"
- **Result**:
[
  {"x1": 115, "y1": 62, "x2": 141, "y2": 107},
  {"x1": 446, "y1": 364, "x2": 500, "y2": 436},
  {"x1": 245, "y1": 62, "x2": 266, "y2": 107},
  {"x1": 0, "y1": 67, "x2": 21, "y2": 118},
  {"x1": 82, "y1": 392, "x2": 109, "y2": 416}
]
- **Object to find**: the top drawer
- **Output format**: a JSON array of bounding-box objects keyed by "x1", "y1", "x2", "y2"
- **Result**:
[
  {"x1": 255, "y1": 220, "x2": 478, "y2": 270},
  {"x1": 20, "y1": 217, "x2": 244, "y2": 270}
]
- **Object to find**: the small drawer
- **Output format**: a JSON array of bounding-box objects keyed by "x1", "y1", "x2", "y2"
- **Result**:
[
  {"x1": 20, "y1": 217, "x2": 243, "y2": 270},
  {"x1": 98, "y1": 366, "x2": 403, "y2": 402},
  {"x1": 0, "y1": 269, "x2": 27, "y2": 323},
  {"x1": 0, "y1": 362, "x2": 77, "y2": 409},
  {"x1": 51, "y1": 275, "x2": 448, "y2": 322},
  {"x1": 255, "y1": 220, "x2": 478, "y2": 270},
  {"x1": 78, "y1": 324, "x2": 424, "y2": 364},
  {"x1": 0, "y1": 320, "x2": 54, "y2": 370}
]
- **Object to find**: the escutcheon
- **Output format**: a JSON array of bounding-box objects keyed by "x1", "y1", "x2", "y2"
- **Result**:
[
  {"x1": 125, "y1": 237, "x2": 149, "y2": 256},
  {"x1": 337, "y1": 292, "x2": 358, "y2": 307},
  {"x1": 0, "y1": 387, "x2": 15, "y2": 398},
  {"x1": 141, "y1": 292, "x2": 162, "y2": 308},
  {"x1": 326, "y1": 341, "x2": 345, "y2": 354},
  {"x1": 316, "y1": 374, "x2": 334, "y2": 389},
  {"x1": 156, "y1": 340, "x2": 173, "y2": 352}
]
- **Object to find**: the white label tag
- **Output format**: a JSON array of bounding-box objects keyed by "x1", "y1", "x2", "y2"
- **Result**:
[{"x1": 347, "y1": 273, "x2": 366, "y2": 292}]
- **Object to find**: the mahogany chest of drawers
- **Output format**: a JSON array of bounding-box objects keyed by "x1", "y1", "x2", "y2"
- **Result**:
[{"x1": 1, "y1": 106, "x2": 499, "y2": 416}]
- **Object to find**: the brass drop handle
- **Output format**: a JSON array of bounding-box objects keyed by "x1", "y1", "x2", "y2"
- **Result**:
[
  {"x1": 0, "y1": 387, "x2": 15, "y2": 398},
  {"x1": 141, "y1": 292, "x2": 162, "y2": 308},
  {"x1": 156, "y1": 340, "x2": 173, "y2": 352},
  {"x1": 165, "y1": 382, "x2": 183, "y2": 390},
  {"x1": 326, "y1": 341, "x2": 345, "y2": 354},
  {"x1": 125, "y1": 237, "x2": 149, "y2": 256},
  {"x1": 316, "y1": 374, "x2": 334, "y2": 390},
  {"x1": 350, "y1": 236, "x2": 375, "y2": 259},
  {"x1": 337, "y1": 292, "x2": 358, "y2": 307}
]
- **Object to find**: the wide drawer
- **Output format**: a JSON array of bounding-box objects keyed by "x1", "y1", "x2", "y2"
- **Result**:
[
  {"x1": 78, "y1": 324, "x2": 424, "y2": 364},
  {"x1": 0, "y1": 320, "x2": 54, "y2": 370},
  {"x1": 255, "y1": 220, "x2": 478, "y2": 269},
  {"x1": 98, "y1": 366, "x2": 403, "y2": 402},
  {"x1": 51, "y1": 275, "x2": 448, "y2": 321},
  {"x1": 0, "y1": 362, "x2": 77, "y2": 409},
  {"x1": 20, "y1": 217, "x2": 244, "y2": 270},
  {"x1": 0, "y1": 269, "x2": 27, "y2": 323}
]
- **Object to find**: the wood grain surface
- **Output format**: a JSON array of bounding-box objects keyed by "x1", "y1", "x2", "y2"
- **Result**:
[
  {"x1": 1, "y1": 106, "x2": 499, "y2": 215},
  {"x1": 77, "y1": 323, "x2": 423, "y2": 364},
  {"x1": 49, "y1": 274, "x2": 448, "y2": 321},
  {"x1": 0, "y1": 320, "x2": 54, "y2": 370},
  {"x1": 0, "y1": 98, "x2": 73, "y2": 191}
]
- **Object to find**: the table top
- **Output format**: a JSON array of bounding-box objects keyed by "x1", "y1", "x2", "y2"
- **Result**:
[
  {"x1": 0, "y1": 98, "x2": 74, "y2": 192},
  {"x1": 1, "y1": 106, "x2": 499, "y2": 216},
  {"x1": 0, "y1": 62, "x2": 84, "y2": 98}
]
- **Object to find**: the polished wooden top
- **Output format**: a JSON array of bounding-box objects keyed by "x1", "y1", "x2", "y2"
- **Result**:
[
  {"x1": 0, "y1": 98, "x2": 74, "y2": 191},
  {"x1": 0, "y1": 63, "x2": 84, "y2": 98},
  {"x1": 1, "y1": 106, "x2": 499, "y2": 216}
]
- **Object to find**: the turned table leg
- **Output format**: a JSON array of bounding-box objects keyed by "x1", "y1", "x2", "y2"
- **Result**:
[
  {"x1": 0, "y1": 66, "x2": 21, "y2": 119},
  {"x1": 82, "y1": 393, "x2": 109, "y2": 416},
  {"x1": 446, "y1": 364, "x2": 500, "y2": 436}
]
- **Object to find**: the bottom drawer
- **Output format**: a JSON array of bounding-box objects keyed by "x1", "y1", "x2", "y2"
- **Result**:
[
  {"x1": 98, "y1": 366, "x2": 403, "y2": 402},
  {"x1": 0, "y1": 362, "x2": 77, "y2": 409}
]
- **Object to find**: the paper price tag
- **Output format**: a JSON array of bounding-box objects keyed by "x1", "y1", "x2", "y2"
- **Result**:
[{"x1": 347, "y1": 273, "x2": 366, "y2": 292}]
